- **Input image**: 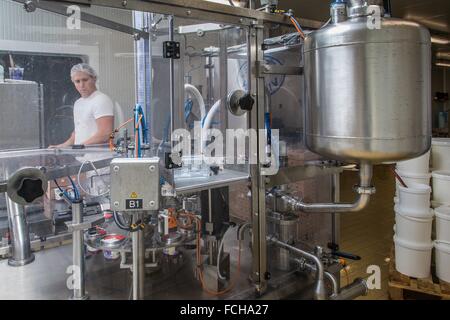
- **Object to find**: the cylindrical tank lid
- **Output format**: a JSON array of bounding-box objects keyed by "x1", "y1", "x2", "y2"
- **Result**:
[{"x1": 330, "y1": 0, "x2": 348, "y2": 24}]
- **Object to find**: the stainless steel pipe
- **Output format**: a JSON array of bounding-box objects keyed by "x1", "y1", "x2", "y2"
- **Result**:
[
  {"x1": 330, "y1": 278, "x2": 368, "y2": 300},
  {"x1": 271, "y1": 163, "x2": 375, "y2": 214},
  {"x1": 295, "y1": 259, "x2": 339, "y2": 296},
  {"x1": 71, "y1": 200, "x2": 88, "y2": 300},
  {"x1": 5, "y1": 196, "x2": 34, "y2": 266},
  {"x1": 325, "y1": 271, "x2": 339, "y2": 296},
  {"x1": 268, "y1": 236, "x2": 327, "y2": 300},
  {"x1": 132, "y1": 213, "x2": 145, "y2": 300}
]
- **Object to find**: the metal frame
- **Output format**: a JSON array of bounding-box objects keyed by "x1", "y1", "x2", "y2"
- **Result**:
[
  {"x1": 11, "y1": 0, "x2": 326, "y2": 297},
  {"x1": 49, "y1": 0, "x2": 322, "y2": 29},
  {"x1": 14, "y1": 0, "x2": 149, "y2": 39},
  {"x1": 249, "y1": 21, "x2": 268, "y2": 294}
]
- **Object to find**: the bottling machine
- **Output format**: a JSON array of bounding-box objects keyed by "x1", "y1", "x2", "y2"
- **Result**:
[{"x1": 0, "y1": 0, "x2": 430, "y2": 300}]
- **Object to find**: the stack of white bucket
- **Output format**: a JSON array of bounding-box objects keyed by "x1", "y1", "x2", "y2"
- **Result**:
[
  {"x1": 394, "y1": 151, "x2": 433, "y2": 278},
  {"x1": 431, "y1": 138, "x2": 450, "y2": 284},
  {"x1": 393, "y1": 138, "x2": 450, "y2": 282}
]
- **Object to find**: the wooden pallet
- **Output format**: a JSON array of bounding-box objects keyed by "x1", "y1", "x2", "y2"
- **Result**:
[{"x1": 388, "y1": 246, "x2": 450, "y2": 300}]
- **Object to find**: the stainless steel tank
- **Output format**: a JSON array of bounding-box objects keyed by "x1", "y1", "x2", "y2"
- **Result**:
[{"x1": 304, "y1": 6, "x2": 431, "y2": 163}]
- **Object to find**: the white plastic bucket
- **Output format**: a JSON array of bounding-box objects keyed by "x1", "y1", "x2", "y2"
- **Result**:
[
  {"x1": 394, "y1": 235, "x2": 432, "y2": 278},
  {"x1": 432, "y1": 200, "x2": 444, "y2": 209},
  {"x1": 394, "y1": 196, "x2": 399, "y2": 205},
  {"x1": 432, "y1": 171, "x2": 450, "y2": 206},
  {"x1": 432, "y1": 138, "x2": 450, "y2": 171},
  {"x1": 398, "y1": 183, "x2": 431, "y2": 216},
  {"x1": 395, "y1": 171, "x2": 431, "y2": 197},
  {"x1": 395, "y1": 206, "x2": 434, "y2": 243},
  {"x1": 397, "y1": 150, "x2": 430, "y2": 174},
  {"x1": 434, "y1": 241, "x2": 450, "y2": 283},
  {"x1": 435, "y1": 206, "x2": 450, "y2": 242}
]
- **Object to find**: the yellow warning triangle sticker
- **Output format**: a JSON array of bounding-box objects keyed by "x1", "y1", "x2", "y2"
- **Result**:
[{"x1": 130, "y1": 192, "x2": 138, "y2": 199}]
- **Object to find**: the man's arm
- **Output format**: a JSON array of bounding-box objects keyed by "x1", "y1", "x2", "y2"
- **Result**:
[
  {"x1": 81, "y1": 116, "x2": 114, "y2": 146},
  {"x1": 49, "y1": 131, "x2": 75, "y2": 148}
]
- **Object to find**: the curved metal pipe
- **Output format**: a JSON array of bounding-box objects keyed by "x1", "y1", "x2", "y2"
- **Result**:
[
  {"x1": 325, "y1": 271, "x2": 339, "y2": 296},
  {"x1": 268, "y1": 236, "x2": 327, "y2": 300},
  {"x1": 272, "y1": 163, "x2": 375, "y2": 213},
  {"x1": 295, "y1": 259, "x2": 340, "y2": 296}
]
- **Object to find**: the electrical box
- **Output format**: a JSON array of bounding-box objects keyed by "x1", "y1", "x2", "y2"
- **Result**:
[{"x1": 110, "y1": 158, "x2": 160, "y2": 212}]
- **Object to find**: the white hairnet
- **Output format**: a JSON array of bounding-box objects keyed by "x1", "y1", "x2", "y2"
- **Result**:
[{"x1": 70, "y1": 63, "x2": 97, "y2": 80}]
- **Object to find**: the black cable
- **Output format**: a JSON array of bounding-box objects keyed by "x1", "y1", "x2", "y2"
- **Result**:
[
  {"x1": 113, "y1": 211, "x2": 132, "y2": 231},
  {"x1": 53, "y1": 179, "x2": 74, "y2": 203},
  {"x1": 228, "y1": 0, "x2": 235, "y2": 6}
]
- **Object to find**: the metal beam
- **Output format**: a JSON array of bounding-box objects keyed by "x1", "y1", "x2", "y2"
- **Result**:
[
  {"x1": 48, "y1": 0, "x2": 323, "y2": 28},
  {"x1": 257, "y1": 62, "x2": 303, "y2": 76},
  {"x1": 14, "y1": 0, "x2": 149, "y2": 39}
]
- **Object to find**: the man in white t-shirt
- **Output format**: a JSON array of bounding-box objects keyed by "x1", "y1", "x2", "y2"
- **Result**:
[{"x1": 50, "y1": 63, "x2": 114, "y2": 147}]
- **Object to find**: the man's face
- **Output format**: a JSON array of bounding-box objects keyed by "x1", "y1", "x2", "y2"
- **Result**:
[{"x1": 71, "y1": 71, "x2": 97, "y2": 98}]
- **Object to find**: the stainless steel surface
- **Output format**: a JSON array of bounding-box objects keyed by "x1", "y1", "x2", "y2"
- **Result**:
[
  {"x1": 330, "y1": 1, "x2": 347, "y2": 24},
  {"x1": 0, "y1": 81, "x2": 43, "y2": 150},
  {"x1": 304, "y1": 14, "x2": 432, "y2": 163},
  {"x1": 330, "y1": 278, "x2": 368, "y2": 300},
  {"x1": 347, "y1": 0, "x2": 368, "y2": 18},
  {"x1": 0, "y1": 148, "x2": 115, "y2": 193},
  {"x1": 268, "y1": 236, "x2": 326, "y2": 300},
  {"x1": 274, "y1": 163, "x2": 374, "y2": 213},
  {"x1": 110, "y1": 158, "x2": 160, "y2": 212},
  {"x1": 132, "y1": 213, "x2": 145, "y2": 300},
  {"x1": 257, "y1": 62, "x2": 303, "y2": 76},
  {"x1": 6, "y1": 167, "x2": 47, "y2": 206},
  {"x1": 169, "y1": 15, "x2": 175, "y2": 151},
  {"x1": 331, "y1": 173, "x2": 340, "y2": 246},
  {"x1": 298, "y1": 260, "x2": 339, "y2": 296},
  {"x1": 5, "y1": 197, "x2": 34, "y2": 266},
  {"x1": 324, "y1": 271, "x2": 339, "y2": 295},
  {"x1": 71, "y1": 201, "x2": 88, "y2": 300},
  {"x1": 249, "y1": 22, "x2": 269, "y2": 294},
  {"x1": 267, "y1": 212, "x2": 297, "y2": 271}
]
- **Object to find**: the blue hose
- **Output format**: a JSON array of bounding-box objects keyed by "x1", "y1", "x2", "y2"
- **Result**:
[{"x1": 67, "y1": 176, "x2": 79, "y2": 200}]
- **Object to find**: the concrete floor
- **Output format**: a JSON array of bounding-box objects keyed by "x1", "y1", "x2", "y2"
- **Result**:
[{"x1": 339, "y1": 165, "x2": 395, "y2": 300}]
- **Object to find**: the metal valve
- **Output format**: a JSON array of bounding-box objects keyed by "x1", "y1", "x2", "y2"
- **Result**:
[{"x1": 227, "y1": 90, "x2": 254, "y2": 116}]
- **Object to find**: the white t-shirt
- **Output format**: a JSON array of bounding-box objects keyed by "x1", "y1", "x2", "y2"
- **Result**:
[{"x1": 73, "y1": 90, "x2": 114, "y2": 144}]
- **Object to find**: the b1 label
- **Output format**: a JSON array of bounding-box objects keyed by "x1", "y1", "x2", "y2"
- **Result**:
[{"x1": 126, "y1": 199, "x2": 143, "y2": 210}]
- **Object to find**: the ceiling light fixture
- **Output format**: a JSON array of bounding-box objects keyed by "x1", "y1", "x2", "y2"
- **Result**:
[{"x1": 431, "y1": 36, "x2": 450, "y2": 45}]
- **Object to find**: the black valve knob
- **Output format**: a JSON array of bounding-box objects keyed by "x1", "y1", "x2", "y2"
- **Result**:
[
  {"x1": 17, "y1": 178, "x2": 45, "y2": 203},
  {"x1": 239, "y1": 94, "x2": 255, "y2": 111}
]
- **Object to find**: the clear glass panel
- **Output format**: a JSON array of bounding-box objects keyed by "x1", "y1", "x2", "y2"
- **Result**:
[
  {"x1": 263, "y1": 23, "x2": 333, "y2": 274},
  {"x1": 147, "y1": 16, "x2": 251, "y2": 190},
  {"x1": 0, "y1": 1, "x2": 254, "y2": 299}
]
